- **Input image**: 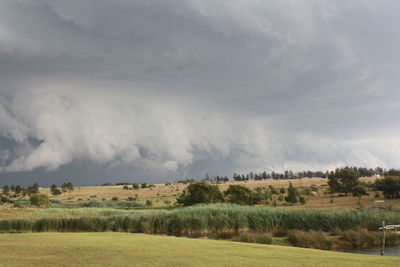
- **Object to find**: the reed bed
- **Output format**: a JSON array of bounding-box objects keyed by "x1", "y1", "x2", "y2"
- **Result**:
[{"x1": 1, "y1": 204, "x2": 399, "y2": 234}]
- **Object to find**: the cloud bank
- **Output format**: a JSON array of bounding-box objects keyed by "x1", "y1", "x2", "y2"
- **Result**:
[{"x1": 0, "y1": 0, "x2": 399, "y2": 184}]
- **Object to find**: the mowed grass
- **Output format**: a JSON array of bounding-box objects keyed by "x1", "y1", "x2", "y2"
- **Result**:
[{"x1": 0, "y1": 233, "x2": 398, "y2": 267}]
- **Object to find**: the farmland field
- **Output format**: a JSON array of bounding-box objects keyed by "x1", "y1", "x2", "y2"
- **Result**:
[{"x1": 0, "y1": 232, "x2": 398, "y2": 267}]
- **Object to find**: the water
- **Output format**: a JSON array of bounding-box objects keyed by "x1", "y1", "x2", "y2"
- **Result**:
[{"x1": 341, "y1": 246, "x2": 400, "y2": 257}]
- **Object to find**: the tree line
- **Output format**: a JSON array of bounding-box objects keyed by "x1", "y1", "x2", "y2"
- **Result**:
[
  {"x1": 230, "y1": 166, "x2": 384, "y2": 182},
  {"x1": 1, "y1": 182, "x2": 74, "y2": 197}
]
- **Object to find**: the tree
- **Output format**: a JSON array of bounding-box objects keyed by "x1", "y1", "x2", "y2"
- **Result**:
[
  {"x1": 50, "y1": 184, "x2": 62, "y2": 196},
  {"x1": 279, "y1": 187, "x2": 286, "y2": 194},
  {"x1": 15, "y1": 185, "x2": 22, "y2": 196},
  {"x1": 28, "y1": 183, "x2": 40, "y2": 195},
  {"x1": 30, "y1": 193, "x2": 50, "y2": 207},
  {"x1": 299, "y1": 196, "x2": 307, "y2": 205},
  {"x1": 50, "y1": 184, "x2": 57, "y2": 193},
  {"x1": 132, "y1": 183, "x2": 140, "y2": 190},
  {"x1": 177, "y1": 182, "x2": 224, "y2": 206},
  {"x1": 145, "y1": 200, "x2": 153, "y2": 207},
  {"x1": 384, "y1": 169, "x2": 400, "y2": 177},
  {"x1": 66, "y1": 182, "x2": 74, "y2": 193},
  {"x1": 224, "y1": 185, "x2": 253, "y2": 205},
  {"x1": 328, "y1": 168, "x2": 359, "y2": 195},
  {"x1": 351, "y1": 182, "x2": 369, "y2": 199},
  {"x1": 61, "y1": 183, "x2": 68, "y2": 194},
  {"x1": 285, "y1": 182, "x2": 298, "y2": 204},
  {"x1": 375, "y1": 176, "x2": 400, "y2": 199},
  {"x1": 2, "y1": 185, "x2": 10, "y2": 196}
]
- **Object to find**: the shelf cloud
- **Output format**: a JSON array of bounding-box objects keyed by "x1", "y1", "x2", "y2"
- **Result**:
[{"x1": 0, "y1": 0, "x2": 399, "y2": 185}]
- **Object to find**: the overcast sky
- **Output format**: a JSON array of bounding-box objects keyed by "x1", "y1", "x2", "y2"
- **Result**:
[{"x1": 0, "y1": 0, "x2": 400, "y2": 186}]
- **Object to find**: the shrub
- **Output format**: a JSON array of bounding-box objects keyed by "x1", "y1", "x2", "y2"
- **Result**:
[
  {"x1": 145, "y1": 200, "x2": 153, "y2": 207},
  {"x1": 224, "y1": 185, "x2": 252, "y2": 205},
  {"x1": 287, "y1": 230, "x2": 332, "y2": 250},
  {"x1": 285, "y1": 183, "x2": 298, "y2": 204},
  {"x1": 299, "y1": 196, "x2": 306, "y2": 205},
  {"x1": 112, "y1": 197, "x2": 119, "y2": 201},
  {"x1": 30, "y1": 194, "x2": 50, "y2": 208},
  {"x1": 340, "y1": 229, "x2": 378, "y2": 249},
  {"x1": 234, "y1": 232, "x2": 256, "y2": 243},
  {"x1": 255, "y1": 233, "x2": 273, "y2": 244},
  {"x1": 277, "y1": 195, "x2": 284, "y2": 201},
  {"x1": 177, "y1": 182, "x2": 224, "y2": 206}
]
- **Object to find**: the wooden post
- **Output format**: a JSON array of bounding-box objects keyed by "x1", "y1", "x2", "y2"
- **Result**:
[{"x1": 381, "y1": 221, "x2": 385, "y2": 256}]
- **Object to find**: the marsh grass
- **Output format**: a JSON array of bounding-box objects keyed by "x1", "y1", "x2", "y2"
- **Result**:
[{"x1": 1, "y1": 204, "x2": 399, "y2": 235}]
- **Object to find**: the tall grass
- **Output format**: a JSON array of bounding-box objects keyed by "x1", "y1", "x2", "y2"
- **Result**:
[{"x1": 1, "y1": 204, "x2": 399, "y2": 234}]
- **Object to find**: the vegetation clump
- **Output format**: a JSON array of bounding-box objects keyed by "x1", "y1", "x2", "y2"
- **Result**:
[
  {"x1": 177, "y1": 182, "x2": 224, "y2": 206},
  {"x1": 30, "y1": 194, "x2": 50, "y2": 208}
]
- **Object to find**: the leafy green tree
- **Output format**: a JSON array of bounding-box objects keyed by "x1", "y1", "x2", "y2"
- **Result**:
[
  {"x1": 328, "y1": 168, "x2": 359, "y2": 195},
  {"x1": 177, "y1": 182, "x2": 224, "y2": 206},
  {"x1": 30, "y1": 193, "x2": 50, "y2": 207},
  {"x1": 285, "y1": 182, "x2": 298, "y2": 204},
  {"x1": 351, "y1": 182, "x2": 369, "y2": 199},
  {"x1": 224, "y1": 185, "x2": 253, "y2": 205},
  {"x1": 375, "y1": 176, "x2": 400, "y2": 199}
]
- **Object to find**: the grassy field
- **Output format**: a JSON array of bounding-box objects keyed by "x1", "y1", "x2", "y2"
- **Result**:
[
  {"x1": 35, "y1": 177, "x2": 399, "y2": 210},
  {"x1": 0, "y1": 232, "x2": 397, "y2": 267}
]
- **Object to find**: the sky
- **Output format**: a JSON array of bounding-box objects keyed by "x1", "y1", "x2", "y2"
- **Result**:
[{"x1": 0, "y1": 0, "x2": 400, "y2": 186}]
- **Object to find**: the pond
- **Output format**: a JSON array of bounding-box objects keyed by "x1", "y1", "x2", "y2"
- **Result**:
[{"x1": 340, "y1": 246, "x2": 400, "y2": 257}]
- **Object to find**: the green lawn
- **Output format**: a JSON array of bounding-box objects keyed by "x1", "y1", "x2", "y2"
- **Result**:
[{"x1": 0, "y1": 233, "x2": 398, "y2": 266}]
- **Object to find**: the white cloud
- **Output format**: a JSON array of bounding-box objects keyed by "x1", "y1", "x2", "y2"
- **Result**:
[{"x1": 0, "y1": 1, "x2": 399, "y2": 183}]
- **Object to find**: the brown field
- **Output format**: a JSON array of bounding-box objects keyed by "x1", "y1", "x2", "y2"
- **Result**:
[{"x1": 32, "y1": 177, "x2": 399, "y2": 210}]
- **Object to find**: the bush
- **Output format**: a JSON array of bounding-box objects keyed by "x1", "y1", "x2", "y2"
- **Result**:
[
  {"x1": 255, "y1": 233, "x2": 273, "y2": 244},
  {"x1": 224, "y1": 185, "x2": 252, "y2": 205},
  {"x1": 177, "y1": 182, "x2": 224, "y2": 206},
  {"x1": 30, "y1": 194, "x2": 50, "y2": 208},
  {"x1": 112, "y1": 197, "x2": 119, "y2": 201},
  {"x1": 340, "y1": 229, "x2": 378, "y2": 249},
  {"x1": 299, "y1": 196, "x2": 306, "y2": 205},
  {"x1": 277, "y1": 195, "x2": 284, "y2": 201},
  {"x1": 287, "y1": 230, "x2": 332, "y2": 250}
]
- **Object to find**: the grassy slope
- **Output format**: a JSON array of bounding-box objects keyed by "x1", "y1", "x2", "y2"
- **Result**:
[{"x1": 0, "y1": 233, "x2": 397, "y2": 267}]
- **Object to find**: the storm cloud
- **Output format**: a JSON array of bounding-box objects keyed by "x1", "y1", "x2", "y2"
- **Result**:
[{"x1": 0, "y1": 0, "x2": 399, "y2": 185}]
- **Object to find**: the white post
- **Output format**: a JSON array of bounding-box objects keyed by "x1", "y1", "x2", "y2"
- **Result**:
[{"x1": 381, "y1": 221, "x2": 385, "y2": 256}]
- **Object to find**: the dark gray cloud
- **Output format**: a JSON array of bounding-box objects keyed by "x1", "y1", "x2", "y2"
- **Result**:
[{"x1": 0, "y1": 0, "x2": 399, "y2": 185}]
